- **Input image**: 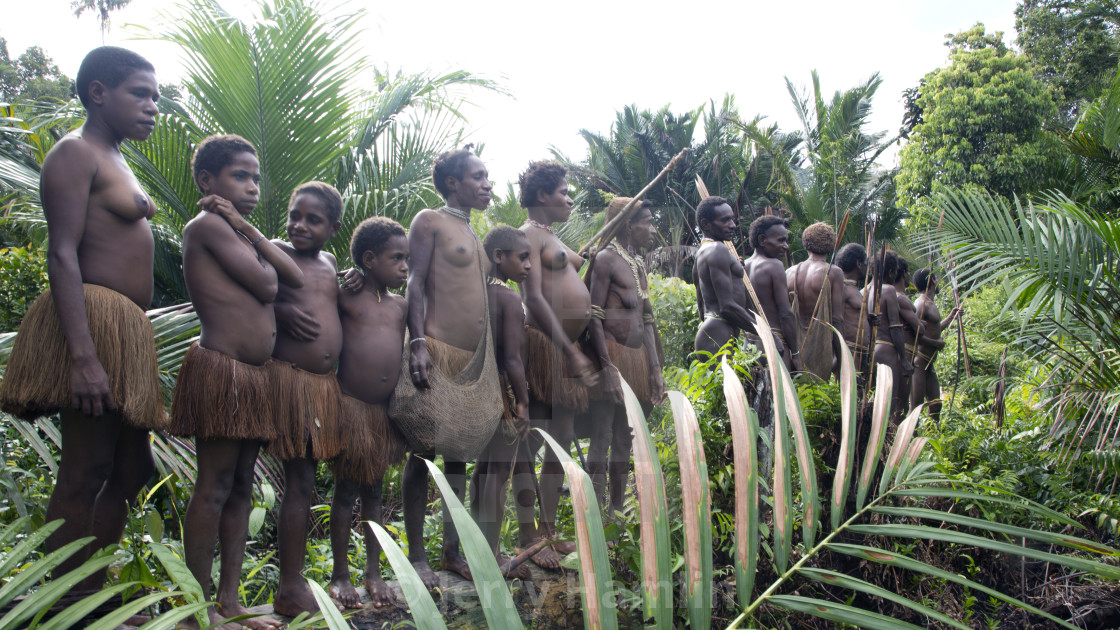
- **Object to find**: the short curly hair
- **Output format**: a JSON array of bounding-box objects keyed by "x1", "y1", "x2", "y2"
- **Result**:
[
  {"x1": 695, "y1": 196, "x2": 729, "y2": 228},
  {"x1": 836, "y1": 243, "x2": 867, "y2": 273},
  {"x1": 76, "y1": 46, "x2": 153, "y2": 109},
  {"x1": 873, "y1": 250, "x2": 900, "y2": 284},
  {"x1": 432, "y1": 145, "x2": 477, "y2": 198},
  {"x1": 802, "y1": 222, "x2": 836, "y2": 255},
  {"x1": 191, "y1": 134, "x2": 256, "y2": 191},
  {"x1": 913, "y1": 267, "x2": 934, "y2": 291},
  {"x1": 749, "y1": 215, "x2": 786, "y2": 250},
  {"x1": 518, "y1": 161, "x2": 567, "y2": 209},
  {"x1": 605, "y1": 196, "x2": 653, "y2": 224},
  {"x1": 483, "y1": 225, "x2": 529, "y2": 263},
  {"x1": 289, "y1": 181, "x2": 343, "y2": 224},
  {"x1": 350, "y1": 216, "x2": 406, "y2": 268}
]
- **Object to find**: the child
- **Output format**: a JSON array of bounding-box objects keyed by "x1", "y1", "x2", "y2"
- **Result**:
[
  {"x1": 471, "y1": 225, "x2": 532, "y2": 580},
  {"x1": 0, "y1": 46, "x2": 164, "y2": 590},
  {"x1": 169, "y1": 134, "x2": 303, "y2": 630},
  {"x1": 328, "y1": 217, "x2": 410, "y2": 609},
  {"x1": 266, "y1": 182, "x2": 345, "y2": 617}
]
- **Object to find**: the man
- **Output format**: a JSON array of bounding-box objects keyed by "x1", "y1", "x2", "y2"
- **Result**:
[
  {"x1": 0, "y1": 47, "x2": 165, "y2": 591},
  {"x1": 693, "y1": 196, "x2": 757, "y2": 356},
  {"x1": 586, "y1": 196, "x2": 667, "y2": 516},
  {"x1": 835, "y1": 243, "x2": 875, "y2": 374},
  {"x1": 786, "y1": 222, "x2": 844, "y2": 380},
  {"x1": 910, "y1": 268, "x2": 961, "y2": 422},
  {"x1": 742, "y1": 215, "x2": 801, "y2": 372}
]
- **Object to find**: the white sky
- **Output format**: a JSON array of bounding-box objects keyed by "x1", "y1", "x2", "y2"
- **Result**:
[{"x1": 3, "y1": 0, "x2": 1020, "y2": 189}]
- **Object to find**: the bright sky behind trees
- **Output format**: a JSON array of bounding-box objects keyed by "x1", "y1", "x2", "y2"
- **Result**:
[{"x1": 4, "y1": 0, "x2": 1019, "y2": 186}]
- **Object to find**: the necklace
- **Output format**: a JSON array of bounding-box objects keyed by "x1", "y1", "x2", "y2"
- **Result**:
[
  {"x1": 844, "y1": 278, "x2": 858, "y2": 287},
  {"x1": 488, "y1": 277, "x2": 507, "y2": 287},
  {"x1": 526, "y1": 218, "x2": 554, "y2": 234},
  {"x1": 608, "y1": 242, "x2": 648, "y2": 300},
  {"x1": 439, "y1": 205, "x2": 471, "y2": 222}
]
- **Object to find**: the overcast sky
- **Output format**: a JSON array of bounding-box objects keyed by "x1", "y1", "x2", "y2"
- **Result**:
[{"x1": 4, "y1": 0, "x2": 1021, "y2": 188}]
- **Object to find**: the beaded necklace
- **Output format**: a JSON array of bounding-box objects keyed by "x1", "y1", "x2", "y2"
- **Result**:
[
  {"x1": 608, "y1": 242, "x2": 648, "y2": 300},
  {"x1": 439, "y1": 205, "x2": 471, "y2": 222},
  {"x1": 526, "y1": 218, "x2": 554, "y2": 234}
]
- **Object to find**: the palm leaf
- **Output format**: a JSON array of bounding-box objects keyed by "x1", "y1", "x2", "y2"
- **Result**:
[
  {"x1": 667, "y1": 391, "x2": 711, "y2": 628},
  {"x1": 721, "y1": 358, "x2": 759, "y2": 608},
  {"x1": 366, "y1": 521, "x2": 447, "y2": 630}
]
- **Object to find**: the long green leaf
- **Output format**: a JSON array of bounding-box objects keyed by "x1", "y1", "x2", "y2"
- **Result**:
[
  {"x1": 849, "y1": 523, "x2": 1120, "y2": 579},
  {"x1": 768, "y1": 594, "x2": 927, "y2": 630},
  {"x1": 798, "y1": 568, "x2": 970, "y2": 630},
  {"x1": 306, "y1": 578, "x2": 352, "y2": 630},
  {"x1": 890, "y1": 487, "x2": 1080, "y2": 526},
  {"x1": 830, "y1": 543, "x2": 1081, "y2": 629},
  {"x1": 134, "y1": 603, "x2": 214, "y2": 630},
  {"x1": 0, "y1": 519, "x2": 63, "y2": 582},
  {"x1": 0, "y1": 535, "x2": 95, "y2": 613},
  {"x1": 721, "y1": 358, "x2": 759, "y2": 608},
  {"x1": 36, "y1": 583, "x2": 135, "y2": 630},
  {"x1": 831, "y1": 328, "x2": 858, "y2": 530},
  {"x1": 538, "y1": 430, "x2": 618, "y2": 630},
  {"x1": 777, "y1": 353, "x2": 819, "y2": 546},
  {"x1": 367, "y1": 521, "x2": 447, "y2": 630},
  {"x1": 148, "y1": 542, "x2": 204, "y2": 602},
  {"x1": 620, "y1": 377, "x2": 672, "y2": 629},
  {"x1": 668, "y1": 391, "x2": 712, "y2": 628},
  {"x1": 80, "y1": 591, "x2": 190, "y2": 630},
  {"x1": 879, "y1": 404, "x2": 923, "y2": 496},
  {"x1": 422, "y1": 459, "x2": 523, "y2": 630},
  {"x1": 856, "y1": 364, "x2": 892, "y2": 508}
]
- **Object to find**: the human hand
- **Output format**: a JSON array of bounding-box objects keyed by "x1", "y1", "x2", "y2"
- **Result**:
[
  {"x1": 789, "y1": 353, "x2": 802, "y2": 373},
  {"x1": 514, "y1": 403, "x2": 530, "y2": 440},
  {"x1": 199, "y1": 195, "x2": 253, "y2": 234},
  {"x1": 69, "y1": 356, "x2": 117, "y2": 417},
  {"x1": 338, "y1": 267, "x2": 365, "y2": 294},
  {"x1": 649, "y1": 372, "x2": 667, "y2": 406},
  {"x1": 900, "y1": 361, "x2": 914, "y2": 378},
  {"x1": 601, "y1": 365, "x2": 624, "y2": 405},
  {"x1": 868, "y1": 314, "x2": 880, "y2": 327},
  {"x1": 409, "y1": 340, "x2": 432, "y2": 389},
  {"x1": 567, "y1": 348, "x2": 600, "y2": 389},
  {"x1": 275, "y1": 302, "x2": 321, "y2": 341}
]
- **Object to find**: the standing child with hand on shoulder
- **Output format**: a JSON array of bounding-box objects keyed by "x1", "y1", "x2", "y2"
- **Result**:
[
  {"x1": 265, "y1": 181, "x2": 345, "y2": 618},
  {"x1": 328, "y1": 217, "x2": 410, "y2": 609},
  {"x1": 170, "y1": 134, "x2": 303, "y2": 630}
]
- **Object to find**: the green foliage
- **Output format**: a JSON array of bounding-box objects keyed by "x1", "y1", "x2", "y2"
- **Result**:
[
  {"x1": 0, "y1": 40, "x2": 72, "y2": 104},
  {"x1": 647, "y1": 274, "x2": 700, "y2": 370},
  {"x1": 0, "y1": 245, "x2": 46, "y2": 331},
  {"x1": 1015, "y1": 0, "x2": 1120, "y2": 123},
  {"x1": 897, "y1": 24, "x2": 1064, "y2": 213}
]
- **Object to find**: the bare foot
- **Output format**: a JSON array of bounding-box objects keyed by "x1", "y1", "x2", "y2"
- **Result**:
[
  {"x1": 216, "y1": 603, "x2": 282, "y2": 630},
  {"x1": 329, "y1": 577, "x2": 363, "y2": 609},
  {"x1": 521, "y1": 538, "x2": 560, "y2": 570},
  {"x1": 365, "y1": 575, "x2": 396, "y2": 608},
  {"x1": 440, "y1": 551, "x2": 472, "y2": 581},
  {"x1": 553, "y1": 540, "x2": 577, "y2": 555},
  {"x1": 497, "y1": 554, "x2": 531, "y2": 580},
  {"x1": 273, "y1": 579, "x2": 328, "y2": 618},
  {"x1": 413, "y1": 560, "x2": 441, "y2": 593}
]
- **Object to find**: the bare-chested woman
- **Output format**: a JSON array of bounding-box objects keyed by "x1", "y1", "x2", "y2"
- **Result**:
[
  {"x1": 402, "y1": 147, "x2": 493, "y2": 587},
  {"x1": 693, "y1": 196, "x2": 758, "y2": 356},
  {"x1": 518, "y1": 161, "x2": 599, "y2": 569},
  {"x1": 910, "y1": 268, "x2": 960, "y2": 421}
]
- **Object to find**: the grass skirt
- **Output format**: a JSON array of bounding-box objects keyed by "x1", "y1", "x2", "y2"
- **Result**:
[
  {"x1": 265, "y1": 361, "x2": 342, "y2": 461},
  {"x1": 331, "y1": 395, "x2": 406, "y2": 486},
  {"x1": 524, "y1": 325, "x2": 591, "y2": 412},
  {"x1": 0, "y1": 284, "x2": 166, "y2": 429},
  {"x1": 596, "y1": 339, "x2": 652, "y2": 406},
  {"x1": 168, "y1": 343, "x2": 276, "y2": 441}
]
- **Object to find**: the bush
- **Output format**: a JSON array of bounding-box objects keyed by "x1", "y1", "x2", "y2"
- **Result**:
[
  {"x1": 0, "y1": 245, "x2": 47, "y2": 331},
  {"x1": 648, "y1": 274, "x2": 700, "y2": 370}
]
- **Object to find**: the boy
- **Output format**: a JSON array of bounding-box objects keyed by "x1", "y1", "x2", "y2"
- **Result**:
[
  {"x1": 742, "y1": 215, "x2": 801, "y2": 372},
  {"x1": 471, "y1": 225, "x2": 532, "y2": 580},
  {"x1": 910, "y1": 268, "x2": 961, "y2": 422},
  {"x1": 329, "y1": 217, "x2": 410, "y2": 608},
  {"x1": 169, "y1": 133, "x2": 303, "y2": 630},
  {"x1": 0, "y1": 46, "x2": 164, "y2": 590},
  {"x1": 266, "y1": 182, "x2": 345, "y2": 617}
]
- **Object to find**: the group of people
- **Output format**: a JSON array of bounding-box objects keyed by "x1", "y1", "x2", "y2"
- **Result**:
[
  {"x1": 692, "y1": 198, "x2": 960, "y2": 422},
  {"x1": 0, "y1": 46, "x2": 667, "y2": 628}
]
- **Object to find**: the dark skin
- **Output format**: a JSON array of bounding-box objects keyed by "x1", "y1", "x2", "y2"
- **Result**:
[
  {"x1": 693, "y1": 203, "x2": 756, "y2": 356},
  {"x1": 840, "y1": 256, "x2": 875, "y2": 372},
  {"x1": 586, "y1": 208, "x2": 666, "y2": 516},
  {"x1": 403, "y1": 155, "x2": 492, "y2": 589},
  {"x1": 910, "y1": 276, "x2": 961, "y2": 421},
  {"x1": 39, "y1": 68, "x2": 158, "y2": 590},
  {"x1": 742, "y1": 224, "x2": 801, "y2": 372},
  {"x1": 329, "y1": 234, "x2": 409, "y2": 609},
  {"x1": 869, "y1": 270, "x2": 914, "y2": 424},
  {"x1": 269, "y1": 193, "x2": 342, "y2": 618},
  {"x1": 520, "y1": 178, "x2": 600, "y2": 569},
  {"x1": 180, "y1": 151, "x2": 303, "y2": 630},
  {"x1": 469, "y1": 241, "x2": 533, "y2": 580},
  {"x1": 786, "y1": 243, "x2": 845, "y2": 378}
]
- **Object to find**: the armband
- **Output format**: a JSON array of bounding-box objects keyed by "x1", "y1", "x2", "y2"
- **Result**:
[
  {"x1": 410, "y1": 338, "x2": 427, "y2": 346},
  {"x1": 251, "y1": 235, "x2": 265, "y2": 247}
]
